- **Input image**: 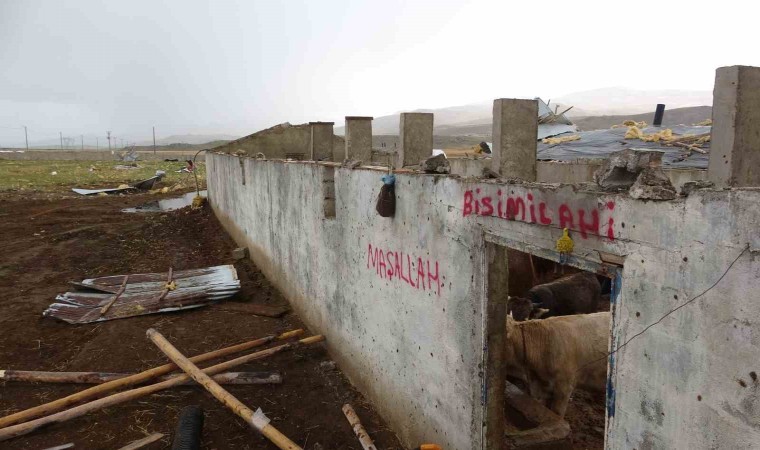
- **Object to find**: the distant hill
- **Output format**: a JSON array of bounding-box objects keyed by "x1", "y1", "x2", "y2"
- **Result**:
[
  {"x1": 335, "y1": 87, "x2": 713, "y2": 135},
  {"x1": 427, "y1": 105, "x2": 712, "y2": 143},
  {"x1": 573, "y1": 106, "x2": 712, "y2": 131},
  {"x1": 152, "y1": 134, "x2": 240, "y2": 145}
]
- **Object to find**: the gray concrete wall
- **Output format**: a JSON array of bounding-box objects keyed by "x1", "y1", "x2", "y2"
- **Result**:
[
  {"x1": 709, "y1": 66, "x2": 760, "y2": 187},
  {"x1": 207, "y1": 153, "x2": 760, "y2": 450},
  {"x1": 397, "y1": 113, "x2": 433, "y2": 168},
  {"x1": 213, "y1": 123, "x2": 344, "y2": 160},
  {"x1": 345, "y1": 117, "x2": 373, "y2": 162},
  {"x1": 491, "y1": 99, "x2": 538, "y2": 180},
  {"x1": 449, "y1": 158, "x2": 707, "y2": 189}
]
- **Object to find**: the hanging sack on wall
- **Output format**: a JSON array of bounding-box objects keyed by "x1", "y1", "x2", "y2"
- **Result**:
[{"x1": 376, "y1": 174, "x2": 396, "y2": 217}]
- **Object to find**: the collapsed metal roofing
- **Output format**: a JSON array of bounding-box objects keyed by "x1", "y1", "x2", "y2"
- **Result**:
[{"x1": 537, "y1": 125, "x2": 711, "y2": 168}]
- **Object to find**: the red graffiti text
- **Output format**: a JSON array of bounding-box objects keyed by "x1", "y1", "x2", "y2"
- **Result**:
[
  {"x1": 463, "y1": 188, "x2": 615, "y2": 240},
  {"x1": 367, "y1": 244, "x2": 442, "y2": 296}
]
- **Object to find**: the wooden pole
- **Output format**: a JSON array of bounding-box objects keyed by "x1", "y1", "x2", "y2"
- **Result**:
[
  {"x1": 342, "y1": 404, "x2": 377, "y2": 450},
  {"x1": 0, "y1": 370, "x2": 281, "y2": 385},
  {"x1": 99, "y1": 274, "x2": 129, "y2": 316},
  {"x1": 117, "y1": 432, "x2": 164, "y2": 450},
  {"x1": 0, "y1": 334, "x2": 323, "y2": 441},
  {"x1": 147, "y1": 329, "x2": 302, "y2": 450},
  {"x1": 0, "y1": 329, "x2": 303, "y2": 428}
]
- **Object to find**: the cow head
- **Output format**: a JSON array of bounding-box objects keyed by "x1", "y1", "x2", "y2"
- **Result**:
[{"x1": 507, "y1": 296, "x2": 533, "y2": 321}]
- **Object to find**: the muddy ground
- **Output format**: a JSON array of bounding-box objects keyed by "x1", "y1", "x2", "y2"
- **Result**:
[
  {"x1": 0, "y1": 188, "x2": 604, "y2": 450},
  {"x1": 0, "y1": 190, "x2": 402, "y2": 449}
]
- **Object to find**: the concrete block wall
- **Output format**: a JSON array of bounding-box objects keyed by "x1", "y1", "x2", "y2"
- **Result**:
[{"x1": 208, "y1": 152, "x2": 760, "y2": 449}]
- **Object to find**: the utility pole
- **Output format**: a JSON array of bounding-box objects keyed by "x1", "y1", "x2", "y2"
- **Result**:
[
  {"x1": 107, "y1": 131, "x2": 111, "y2": 151},
  {"x1": 23, "y1": 126, "x2": 28, "y2": 150},
  {"x1": 153, "y1": 126, "x2": 156, "y2": 155},
  {"x1": 120, "y1": 138, "x2": 124, "y2": 148},
  {"x1": 81, "y1": 135, "x2": 84, "y2": 150},
  {"x1": 60, "y1": 132, "x2": 63, "y2": 150},
  {"x1": 96, "y1": 137, "x2": 99, "y2": 150}
]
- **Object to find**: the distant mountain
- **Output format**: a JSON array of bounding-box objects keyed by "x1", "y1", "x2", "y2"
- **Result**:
[
  {"x1": 335, "y1": 87, "x2": 713, "y2": 135},
  {"x1": 554, "y1": 87, "x2": 713, "y2": 116},
  {"x1": 573, "y1": 106, "x2": 712, "y2": 131},
  {"x1": 153, "y1": 134, "x2": 240, "y2": 145},
  {"x1": 427, "y1": 105, "x2": 712, "y2": 140}
]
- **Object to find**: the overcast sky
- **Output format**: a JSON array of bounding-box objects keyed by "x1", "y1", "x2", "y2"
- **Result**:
[{"x1": 1, "y1": 0, "x2": 757, "y2": 146}]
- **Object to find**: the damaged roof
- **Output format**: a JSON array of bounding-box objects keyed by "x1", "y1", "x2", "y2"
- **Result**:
[{"x1": 537, "y1": 124, "x2": 711, "y2": 168}]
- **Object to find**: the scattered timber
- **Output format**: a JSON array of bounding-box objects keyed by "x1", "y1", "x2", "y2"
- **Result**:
[
  {"x1": 0, "y1": 370, "x2": 281, "y2": 385},
  {"x1": 148, "y1": 329, "x2": 302, "y2": 450}
]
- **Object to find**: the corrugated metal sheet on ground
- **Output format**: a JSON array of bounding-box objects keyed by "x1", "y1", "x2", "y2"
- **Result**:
[
  {"x1": 44, "y1": 265, "x2": 240, "y2": 324},
  {"x1": 537, "y1": 125, "x2": 711, "y2": 168}
]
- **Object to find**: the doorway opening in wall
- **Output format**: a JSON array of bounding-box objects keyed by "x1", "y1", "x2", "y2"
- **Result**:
[{"x1": 487, "y1": 242, "x2": 616, "y2": 450}]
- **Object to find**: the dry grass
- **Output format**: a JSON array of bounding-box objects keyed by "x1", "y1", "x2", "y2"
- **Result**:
[{"x1": 0, "y1": 160, "x2": 206, "y2": 193}]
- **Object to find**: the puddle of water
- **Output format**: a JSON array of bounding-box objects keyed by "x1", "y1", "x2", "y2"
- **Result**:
[{"x1": 123, "y1": 190, "x2": 207, "y2": 213}]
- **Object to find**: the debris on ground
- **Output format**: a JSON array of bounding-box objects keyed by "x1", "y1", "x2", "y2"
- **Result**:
[
  {"x1": 113, "y1": 164, "x2": 140, "y2": 170},
  {"x1": 118, "y1": 147, "x2": 139, "y2": 162},
  {"x1": 680, "y1": 180, "x2": 715, "y2": 196},
  {"x1": 542, "y1": 134, "x2": 580, "y2": 145},
  {"x1": 43, "y1": 265, "x2": 241, "y2": 324},
  {"x1": 341, "y1": 159, "x2": 362, "y2": 169},
  {"x1": 41, "y1": 444, "x2": 74, "y2": 450},
  {"x1": 191, "y1": 194, "x2": 206, "y2": 209},
  {"x1": 217, "y1": 302, "x2": 290, "y2": 317},
  {"x1": 628, "y1": 167, "x2": 677, "y2": 200},
  {"x1": 342, "y1": 403, "x2": 378, "y2": 450},
  {"x1": 147, "y1": 328, "x2": 303, "y2": 449},
  {"x1": 116, "y1": 432, "x2": 164, "y2": 450},
  {"x1": 0, "y1": 369, "x2": 282, "y2": 385},
  {"x1": 694, "y1": 118, "x2": 712, "y2": 126},
  {"x1": 593, "y1": 149, "x2": 664, "y2": 190},
  {"x1": 420, "y1": 153, "x2": 450, "y2": 174},
  {"x1": 231, "y1": 247, "x2": 248, "y2": 260},
  {"x1": 171, "y1": 406, "x2": 204, "y2": 450},
  {"x1": 123, "y1": 190, "x2": 208, "y2": 213},
  {"x1": 73, "y1": 171, "x2": 166, "y2": 195},
  {"x1": 612, "y1": 120, "x2": 647, "y2": 129}
]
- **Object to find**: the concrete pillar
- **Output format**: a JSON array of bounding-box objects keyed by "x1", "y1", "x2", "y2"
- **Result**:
[
  {"x1": 709, "y1": 65, "x2": 760, "y2": 187},
  {"x1": 491, "y1": 99, "x2": 538, "y2": 181},
  {"x1": 309, "y1": 122, "x2": 334, "y2": 161},
  {"x1": 396, "y1": 112, "x2": 433, "y2": 168},
  {"x1": 345, "y1": 116, "x2": 373, "y2": 162}
]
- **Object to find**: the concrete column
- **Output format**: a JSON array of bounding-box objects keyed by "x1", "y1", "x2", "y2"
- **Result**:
[
  {"x1": 709, "y1": 65, "x2": 760, "y2": 187},
  {"x1": 396, "y1": 112, "x2": 433, "y2": 168},
  {"x1": 491, "y1": 99, "x2": 538, "y2": 181},
  {"x1": 345, "y1": 116, "x2": 373, "y2": 162},
  {"x1": 309, "y1": 122, "x2": 334, "y2": 161}
]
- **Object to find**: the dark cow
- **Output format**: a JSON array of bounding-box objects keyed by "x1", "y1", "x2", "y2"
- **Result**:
[{"x1": 509, "y1": 272, "x2": 601, "y2": 321}]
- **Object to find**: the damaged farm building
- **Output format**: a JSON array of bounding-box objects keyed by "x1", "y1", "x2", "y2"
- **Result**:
[
  {"x1": 1, "y1": 65, "x2": 759, "y2": 450},
  {"x1": 204, "y1": 65, "x2": 760, "y2": 449}
]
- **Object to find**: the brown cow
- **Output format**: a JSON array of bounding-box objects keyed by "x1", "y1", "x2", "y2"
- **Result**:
[{"x1": 504, "y1": 312, "x2": 610, "y2": 417}]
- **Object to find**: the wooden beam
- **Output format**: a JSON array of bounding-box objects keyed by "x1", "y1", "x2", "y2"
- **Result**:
[
  {"x1": 0, "y1": 329, "x2": 303, "y2": 428},
  {"x1": 147, "y1": 329, "x2": 302, "y2": 450}
]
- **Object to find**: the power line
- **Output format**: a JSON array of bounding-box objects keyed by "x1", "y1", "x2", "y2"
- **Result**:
[{"x1": 579, "y1": 243, "x2": 750, "y2": 371}]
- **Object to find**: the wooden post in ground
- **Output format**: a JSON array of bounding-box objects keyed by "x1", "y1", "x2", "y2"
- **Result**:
[
  {"x1": 342, "y1": 404, "x2": 377, "y2": 450},
  {"x1": 0, "y1": 334, "x2": 323, "y2": 442},
  {"x1": 147, "y1": 329, "x2": 302, "y2": 450},
  {"x1": 0, "y1": 329, "x2": 303, "y2": 429}
]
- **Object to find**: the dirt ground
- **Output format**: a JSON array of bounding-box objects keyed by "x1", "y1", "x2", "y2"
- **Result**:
[{"x1": 0, "y1": 189, "x2": 403, "y2": 450}]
